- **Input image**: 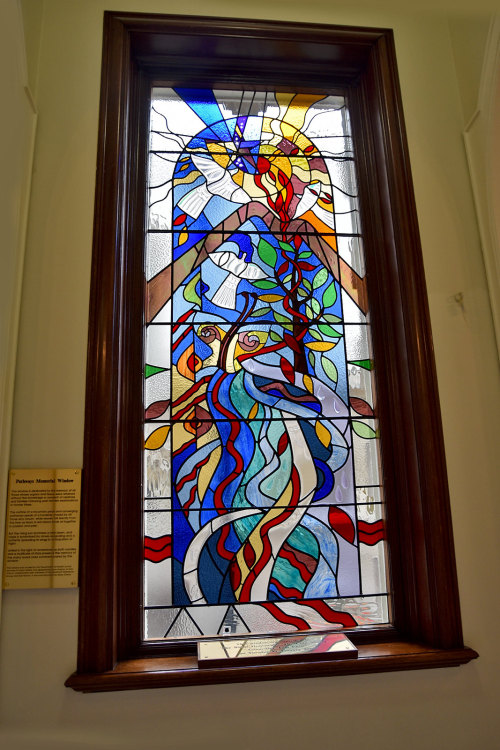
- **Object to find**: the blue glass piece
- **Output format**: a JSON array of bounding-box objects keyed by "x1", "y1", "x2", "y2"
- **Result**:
[
  {"x1": 171, "y1": 557, "x2": 190, "y2": 605},
  {"x1": 174, "y1": 88, "x2": 232, "y2": 141},
  {"x1": 312, "y1": 458, "x2": 335, "y2": 502},
  {"x1": 198, "y1": 544, "x2": 228, "y2": 603}
]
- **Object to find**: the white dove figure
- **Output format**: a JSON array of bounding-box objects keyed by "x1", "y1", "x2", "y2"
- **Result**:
[
  {"x1": 177, "y1": 153, "x2": 250, "y2": 219},
  {"x1": 293, "y1": 180, "x2": 335, "y2": 229},
  {"x1": 209, "y1": 246, "x2": 268, "y2": 309}
]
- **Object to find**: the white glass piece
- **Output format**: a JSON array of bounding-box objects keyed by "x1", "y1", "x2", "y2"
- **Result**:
[
  {"x1": 145, "y1": 510, "x2": 171, "y2": 538},
  {"x1": 189, "y1": 605, "x2": 229, "y2": 635},
  {"x1": 146, "y1": 326, "x2": 171, "y2": 370},
  {"x1": 334, "y1": 208, "x2": 361, "y2": 235},
  {"x1": 144, "y1": 496, "x2": 170, "y2": 511},
  {"x1": 151, "y1": 89, "x2": 207, "y2": 149},
  {"x1": 337, "y1": 235, "x2": 365, "y2": 278},
  {"x1": 144, "y1": 608, "x2": 179, "y2": 640},
  {"x1": 352, "y1": 432, "x2": 381, "y2": 486},
  {"x1": 356, "y1": 486, "x2": 383, "y2": 513},
  {"x1": 348, "y1": 363, "x2": 375, "y2": 406},
  {"x1": 145, "y1": 559, "x2": 172, "y2": 607},
  {"x1": 345, "y1": 323, "x2": 371, "y2": 361},
  {"x1": 145, "y1": 327, "x2": 171, "y2": 372},
  {"x1": 333, "y1": 595, "x2": 388, "y2": 625},
  {"x1": 302, "y1": 96, "x2": 346, "y2": 137},
  {"x1": 341, "y1": 289, "x2": 367, "y2": 324},
  {"x1": 146, "y1": 233, "x2": 172, "y2": 281},
  {"x1": 327, "y1": 158, "x2": 358, "y2": 200},
  {"x1": 165, "y1": 609, "x2": 203, "y2": 638},
  {"x1": 145, "y1": 369, "x2": 171, "y2": 414},
  {"x1": 360, "y1": 543, "x2": 388, "y2": 596},
  {"x1": 144, "y1": 438, "x2": 171, "y2": 500}
]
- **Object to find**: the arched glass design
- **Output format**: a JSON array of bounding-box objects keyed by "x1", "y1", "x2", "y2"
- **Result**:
[{"x1": 143, "y1": 88, "x2": 389, "y2": 640}]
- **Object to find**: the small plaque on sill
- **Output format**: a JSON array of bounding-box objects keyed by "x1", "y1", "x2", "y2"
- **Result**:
[{"x1": 198, "y1": 631, "x2": 358, "y2": 669}]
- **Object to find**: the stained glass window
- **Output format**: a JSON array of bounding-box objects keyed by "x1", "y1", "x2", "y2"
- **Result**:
[{"x1": 143, "y1": 89, "x2": 389, "y2": 640}]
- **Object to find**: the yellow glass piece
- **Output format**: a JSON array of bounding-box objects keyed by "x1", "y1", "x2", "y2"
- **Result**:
[
  {"x1": 248, "y1": 402, "x2": 259, "y2": 420},
  {"x1": 303, "y1": 374, "x2": 314, "y2": 394},
  {"x1": 145, "y1": 425, "x2": 170, "y2": 450},
  {"x1": 172, "y1": 422, "x2": 196, "y2": 452},
  {"x1": 258, "y1": 294, "x2": 285, "y2": 303},
  {"x1": 211, "y1": 151, "x2": 231, "y2": 169},
  {"x1": 196, "y1": 423, "x2": 220, "y2": 448},
  {"x1": 172, "y1": 368, "x2": 195, "y2": 404},
  {"x1": 315, "y1": 421, "x2": 331, "y2": 448},
  {"x1": 174, "y1": 169, "x2": 200, "y2": 187},
  {"x1": 232, "y1": 170, "x2": 244, "y2": 186},
  {"x1": 305, "y1": 341, "x2": 336, "y2": 351}
]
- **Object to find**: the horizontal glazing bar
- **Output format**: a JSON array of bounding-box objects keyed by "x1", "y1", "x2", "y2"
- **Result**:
[
  {"x1": 146, "y1": 229, "x2": 362, "y2": 237},
  {"x1": 144, "y1": 593, "x2": 389, "y2": 610}
]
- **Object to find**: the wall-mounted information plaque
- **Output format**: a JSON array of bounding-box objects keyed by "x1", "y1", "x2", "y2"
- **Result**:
[
  {"x1": 2, "y1": 468, "x2": 81, "y2": 590},
  {"x1": 198, "y1": 631, "x2": 358, "y2": 668}
]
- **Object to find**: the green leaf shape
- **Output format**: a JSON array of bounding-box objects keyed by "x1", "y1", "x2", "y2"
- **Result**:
[
  {"x1": 308, "y1": 328, "x2": 322, "y2": 341},
  {"x1": 282, "y1": 273, "x2": 293, "y2": 284},
  {"x1": 282, "y1": 323, "x2": 294, "y2": 332},
  {"x1": 302, "y1": 279, "x2": 312, "y2": 292},
  {"x1": 297, "y1": 288, "x2": 308, "y2": 298},
  {"x1": 318, "y1": 323, "x2": 341, "y2": 338},
  {"x1": 323, "y1": 313, "x2": 342, "y2": 323},
  {"x1": 298, "y1": 250, "x2": 312, "y2": 259},
  {"x1": 321, "y1": 355, "x2": 338, "y2": 383},
  {"x1": 305, "y1": 305, "x2": 314, "y2": 320},
  {"x1": 352, "y1": 421, "x2": 378, "y2": 439},
  {"x1": 145, "y1": 364, "x2": 167, "y2": 379},
  {"x1": 308, "y1": 351, "x2": 315, "y2": 368},
  {"x1": 312, "y1": 267, "x2": 329, "y2": 289},
  {"x1": 278, "y1": 241, "x2": 294, "y2": 254},
  {"x1": 273, "y1": 311, "x2": 292, "y2": 324},
  {"x1": 322, "y1": 283, "x2": 337, "y2": 308},
  {"x1": 257, "y1": 238, "x2": 277, "y2": 267},
  {"x1": 254, "y1": 279, "x2": 278, "y2": 289},
  {"x1": 183, "y1": 272, "x2": 201, "y2": 306},
  {"x1": 269, "y1": 330, "x2": 283, "y2": 342},
  {"x1": 311, "y1": 298, "x2": 321, "y2": 316},
  {"x1": 250, "y1": 306, "x2": 271, "y2": 317},
  {"x1": 349, "y1": 359, "x2": 374, "y2": 370}
]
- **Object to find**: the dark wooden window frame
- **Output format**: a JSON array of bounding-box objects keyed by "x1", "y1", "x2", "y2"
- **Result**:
[{"x1": 66, "y1": 12, "x2": 477, "y2": 692}]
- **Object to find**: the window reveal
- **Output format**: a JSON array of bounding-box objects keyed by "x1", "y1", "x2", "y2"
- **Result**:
[
  {"x1": 143, "y1": 89, "x2": 389, "y2": 639},
  {"x1": 66, "y1": 15, "x2": 477, "y2": 691}
]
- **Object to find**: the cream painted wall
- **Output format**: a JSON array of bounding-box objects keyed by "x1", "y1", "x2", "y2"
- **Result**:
[
  {"x1": 455, "y1": 16, "x2": 500, "y2": 357},
  {"x1": 1, "y1": 1, "x2": 499, "y2": 748},
  {"x1": 449, "y1": 13, "x2": 491, "y2": 125},
  {"x1": 0, "y1": 0, "x2": 37, "y2": 606}
]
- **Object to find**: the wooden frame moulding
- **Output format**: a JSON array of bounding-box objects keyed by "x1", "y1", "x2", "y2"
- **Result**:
[{"x1": 66, "y1": 12, "x2": 478, "y2": 692}]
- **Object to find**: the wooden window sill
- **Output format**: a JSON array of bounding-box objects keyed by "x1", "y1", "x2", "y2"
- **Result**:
[{"x1": 66, "y1": 641, "x2": 478, "y2": 692}]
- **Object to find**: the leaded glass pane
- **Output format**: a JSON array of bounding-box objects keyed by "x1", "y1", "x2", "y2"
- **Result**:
[{"x1": 143, "y1": 88, "x2": 389, "y2": 639}]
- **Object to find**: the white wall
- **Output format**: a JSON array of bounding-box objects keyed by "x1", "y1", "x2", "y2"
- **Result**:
[{"x1": 1, "y1": 1, "x2": 499, "y2": 748}]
